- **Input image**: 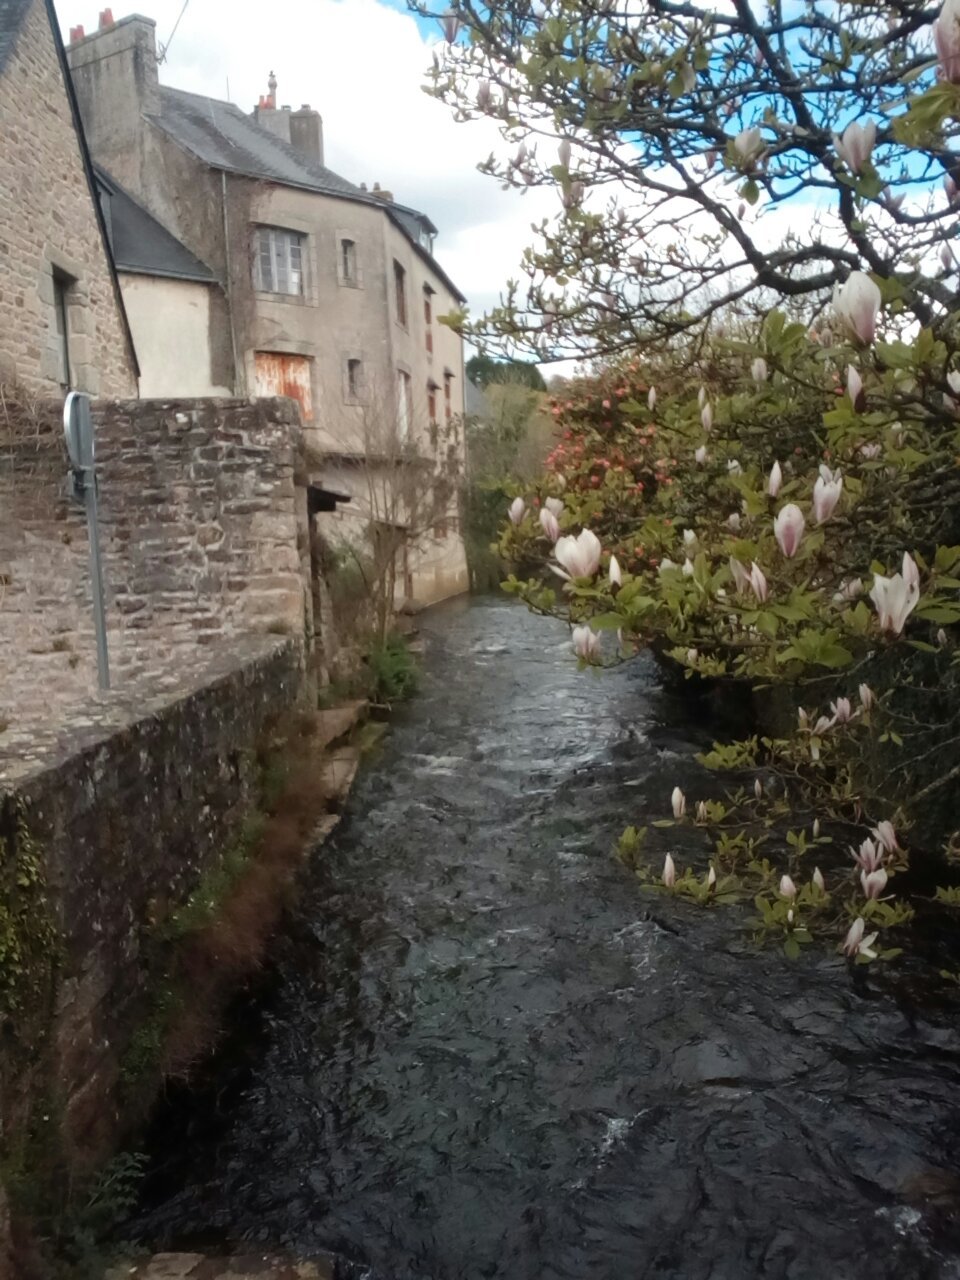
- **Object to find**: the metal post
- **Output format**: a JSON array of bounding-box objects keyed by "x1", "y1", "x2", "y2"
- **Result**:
[{"x1": 63, "y1": 393, "x2": 111, "y2": 690}]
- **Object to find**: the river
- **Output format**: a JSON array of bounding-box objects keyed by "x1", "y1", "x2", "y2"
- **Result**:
[{"x1": 129, "y1": 596, "x2": 960, "y2": 1279}]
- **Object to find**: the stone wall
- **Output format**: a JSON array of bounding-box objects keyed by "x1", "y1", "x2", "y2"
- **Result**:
[
  {"x1": 0, "y1": 0, "x2": 137, "y2": 397},
  {"x1": 0, "y1": 395, "x2": 312, "y2": 757}
]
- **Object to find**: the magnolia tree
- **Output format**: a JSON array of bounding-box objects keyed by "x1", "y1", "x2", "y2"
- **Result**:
[{"x1": 416, "y1": 0, "x2": 960, "y2": 960}]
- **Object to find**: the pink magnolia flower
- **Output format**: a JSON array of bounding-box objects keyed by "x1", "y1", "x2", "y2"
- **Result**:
[
  {"x1": 937, "y1": 0, "x2": 960, "y2": 83},
  {"x1": 648, "y1": 387, "x2": 657, "y2": 411},
  {"x1": 869, "y1": 553, "x2": 920, "y2": 635},
  {"x1": 852, "y1": 838, "x2": 884, "y2": 873},
  {"x1": 558, "y1": 138, "x2": 572, "y2": 169},
  {"x1": 544, "y1": 497, "x2": 565, "y2": 517},
  {"x1": 812, "y1": 714, "x2": 836, "y2": 736},
  {"x1": 671, "y1": 787, "x2": 686, "y2": 819},
  {"x1": 833, "y1": 120, "x2": 877, "y2": 174},
  {"x1": 662, "y1": 853, "x2": 676, "y2": 888},
  {"x1": 749, "y1": 561, "x2": 769, "y2": 602},
  {"x1": 859, "y1": 682, "x2": 875, "y2": 711},
  {"x1": 733, "y1": 126, "x2": 763, "y2": 163},
  {"x1": 706, "y1": 865, "x2": 717, "y2": 890},
  {"x1": 861, "y1": 867, "x2": 889, "y2": 899},
  {"x1": 440, "y1": 11, "x2": 461, "y2": 42},
  {"x1": 767, "y1": 461, "x2": 783, "y2": 497},
  {"x1": 833, "y1": 272, "x2": 882, "y2": 344},
  {"x1": 695, "y1": 800, "x2": 708, "y2": 822},
  {"x1": 813, "y1": 867, "x2": 826, "y2": 892},
  {"x1": 554, "y1": 529, "x2": 603, "y2": 579},
  {"x1": 695, "y1": 445, "x2": 708, "y2": 465},
  {"x1": 872, "y1": 820, "x2": 900, "y2": 855},
  {"x1": 752, "y1": 357, "x2": 769, "y2": 383},
  {"x1": 571, "y1": 625, "x2": 601, "y2": 660},
  {"x1": 813, "y1": 473, "x2": 843, "y2": 524},
  {"x1": 780, "y1": 874, "x2": 797, "y2": 899},
  {"x1": 754, "y1": 777, "x2": 763, "y2": 799},
  {"x1": 508, "y1": 497, "x2": 525, "y2": 525},
  {"x1": 609, "y1": 554, "x2": 623, "y2": 587},
  {"x1": 730, "y1": 558, "x2": 751, "y2": 594},
  {"x1": 774, "y1": 503, "x2": 805, "y2": 557},
  {"x1": 843, "y1": 916, "x2": 879, "y2": 959},
  {"x1": 847, "y1": 365, "x2": 864, "y2": 407},
  {"x1": 539, "y1": 508, "x2": 560, "y2": 542},
  {"x1": 727, "y1": 512, "x2": 741, "y2": 531},
  {"x1": 701, "y1": 403, "x2": 713, "y2": 433},
  {"x1": 831, "y1": 697, "x2": 853, "y2": 723}
]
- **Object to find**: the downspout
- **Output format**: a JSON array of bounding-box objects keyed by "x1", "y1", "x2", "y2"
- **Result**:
[{"x1": 221, "y1": 170, "x2": 245, "y2": 395}]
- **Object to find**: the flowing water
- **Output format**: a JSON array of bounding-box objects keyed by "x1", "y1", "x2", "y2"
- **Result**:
[{"x1": 132, "y1": 597, "x2": 960, "y2": 1279}]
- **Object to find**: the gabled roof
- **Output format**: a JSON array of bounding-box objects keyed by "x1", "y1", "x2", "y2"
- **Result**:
[
  {"x1": 95, "y1": 166, "x2": 217, "y2": 284},
  {"x1": 0, "y1": 0, "x2": 31, "y2": 74},
  {"x1": 149, "y1": 85, "x2": 466, "y2": 304}
]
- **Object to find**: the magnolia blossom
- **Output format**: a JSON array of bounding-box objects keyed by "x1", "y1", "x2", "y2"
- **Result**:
[
  {"x1": 847, "y1": 365, "x2": 864, "y2": 408},
  {"x1": 554, "y1": 529, "x2": 603, "y2": 580},
  {"x1": 798, "y1": 707, "x2": 809, "y2": 730},
  {"x1": 754, "y1": 777, "x2": 763, "y2": 799},
  {"x1": 682, "y1": 558, "x2": 695, "y2": 578},
  {"x1": 767, "y1": 461, "x2": 783, "y2": 498},
  {"x1": 833, "y1": 119, "x2": 877, "y2": 174},
  {"x1": 609, "y1": 555, "x2": 622, "y2": 587},
  {"x1": 859, "y1": 682, "x2": 874, "y2": 711},
  {"x1": 662, "y1": 853, "x2": 676, "y2": 888},
  {"x1": 544, "y1": 497, "x2": 564, "y2": 517},
  {"x1": 572, "y1": 625, "x2": 601, "y2": 660},
  {"x1": 672, "y1": 786, "x2": 686, "y2": 819},
  {"x1": 852, "y1": 838, "x2": 883, "y2": 873},
  {"x1": 873, "y1": 820, "x2": 900, "y2": 855},
  {"x1": 749, "y1": 561, "x2": 769, "y2": 602},
  {"x1": 833, "y1": 578, "x2": 864, "y2": 603},
  {"x1": 727, "y1": 459, "x2": 743, "y2": 476},
  {"x1": 733, "y1": 125, "x2": 763, "y2": 163},
  {"x1": 752, "y1": 357, "x2": 769, "y2": 383},
  {"x1": 701, "y1": 404, "x2": 714, "y2": 433},
  {"x1": 861, "y1": 867, "x2": 889, "y2": 899},
  {"x1": 830, "y1": 697, "x2": 853, "y2": 724},
  {"x1": 696, "y1": 800, "x2": 708, "y2": 822},
  {"x1": 833, "y1": 271, "x2": 882, "y2": 344},
  {"x1": 730, "y1": 557, "x2": 751, "y2": 594},
  {"x1": 698, "y1": 385, "x2": 708, "y2": 409},
  {"x1": 813, "y1": 473, "x2": 843, "y2": 525},
  {"x1": 706, "y1": 865, "x2": 717, "y2": 890},
  {"x1": 686, "y1": 647, "x2": 699, "y2": 665},
  {"x1": 683, "y1": 528, "x2": 697, "y2": 550},
  {"x1": 440, "y1": 11, "x2": 461, "y2": 42},
  {"x1": 558, "y1": 137, "x2": 572, "y2": 169},
  {"x1": 727, "y1": 513, "x2": 742, "y2": 531},
  {"x1": 859, "y1": 443, "x2": 882, "y2": 460},
  {"x1": 539, "y1": 508, "x2": 560, "y2": 542},
  {"x1": 774, "y1": 504, "x2": 805, "y2": 557},
  {"x1": 869, "y1": 552, "x2": 920, "y2": 635},
  {"x1": 508, "y1": 497, "x2": 525, "y2": 525},
  {"x1": 658, "y1": 557, "x2": 678, "y2": 574},
  {"x1": 939, "y1": 627, "x2": 950, "y2": 647},
  {"x1": 780, "y1": 874, "x2": 797, "y2": 899},
  {"x1": 477, "y1": 80, "x2": 495, "y2": 111},
  {"x1": 843, "y1": 916, "x2": 879, "y2": 959},
  {"x1": 648, "y1": 387, "x2": 657, "y2": 411},
  {"x1": 813, "y1": 867, "x2": 826, "y2": 892},
  {"x1": 695, "y1": 445, "x2": 708, "y2": 465}
]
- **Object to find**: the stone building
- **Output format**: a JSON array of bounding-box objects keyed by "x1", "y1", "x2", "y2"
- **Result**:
[
  {"x1": 0, "y1": 0, "x2": 138, "y2": 397},
  {"x1": 67, "y1": 12, "x2": 470, "y2": 606}
]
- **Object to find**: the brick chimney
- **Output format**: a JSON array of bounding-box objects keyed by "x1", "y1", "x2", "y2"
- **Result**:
[
  {"x1": 371, "y1": 181, "x2": 394, "y2": 203},
  {"x1": 290, "y1": 104, "x2": 323, "y2": 167},
  {"x1": 67, "y1": 13, "x2": 159, "y2": 172},
  {"x1": 253, "y1": 71, "x2": 293, "y2": 144}
]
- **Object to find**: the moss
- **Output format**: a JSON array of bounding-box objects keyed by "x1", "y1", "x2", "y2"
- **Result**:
[
  {"x1": 161, "y1": 813, "x2": 266, "y2": 943},
  {"x1": 0, "y1": 798, "x2": 60, "y2": 1024}
]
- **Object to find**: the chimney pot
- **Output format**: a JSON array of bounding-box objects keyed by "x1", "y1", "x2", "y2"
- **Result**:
[
  {"x1": 69, "y1": 23, "x2": 85, "y2": 42},
  {"x1": 282, "y1": 104, "x2": 291, "y2": 111},
  {"x1": 98, "y1": 8, "x2": 114, "y2": 29}
]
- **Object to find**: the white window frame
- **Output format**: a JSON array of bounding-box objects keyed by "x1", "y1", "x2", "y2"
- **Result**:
[
  {"x1": 253, "y1": 226, "x2": 306, "y2": 297},
  {"x1": 397, "y1": 369, "x2": 413, "y2": 441}
]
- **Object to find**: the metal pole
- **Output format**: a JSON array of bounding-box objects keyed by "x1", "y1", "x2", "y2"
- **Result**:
[{"x1": 83, "y1": 469, "x2": 110, "y2": 690}]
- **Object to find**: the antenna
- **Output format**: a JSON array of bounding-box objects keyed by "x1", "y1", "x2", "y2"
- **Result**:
[{"x1": 157, "y1": 0, "x2": 191, "y2": 64}]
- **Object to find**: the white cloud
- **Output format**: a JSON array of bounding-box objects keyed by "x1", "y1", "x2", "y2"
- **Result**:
[{"x1": 56, "y1": 0, "x2": 551, "y2": 329}]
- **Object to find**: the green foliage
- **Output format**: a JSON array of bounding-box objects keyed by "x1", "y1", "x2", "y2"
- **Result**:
[
  {"x1": 161, "y1": 813, "x2": 266, "y2": 943},
  {"x1": 366, "y1": 633, "x2": 420, "y2": 703},
  {"x1": 466, "y1": 354, "x2": 546, "y2": 391},
  {"x1": 0, "y1": 799, "x2": 59, "y2": 1022}
]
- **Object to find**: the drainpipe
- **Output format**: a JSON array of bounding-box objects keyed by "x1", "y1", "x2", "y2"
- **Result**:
[{"x1": 221, "y1": 170, "x2": 245, "y2": 396}]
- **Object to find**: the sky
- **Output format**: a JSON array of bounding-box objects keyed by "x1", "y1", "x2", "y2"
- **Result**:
[{"x1": 54, "y1": 0, "x2": 559, "y2": 354}]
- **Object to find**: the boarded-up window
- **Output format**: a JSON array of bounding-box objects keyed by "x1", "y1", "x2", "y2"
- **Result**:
[{"x1": 254, "y1": 351, "x2": 313, "y2": 422}]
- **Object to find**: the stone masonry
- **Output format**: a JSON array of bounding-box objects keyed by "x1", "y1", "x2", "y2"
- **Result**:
[
  {"x1": 0, "y1": 0, "x2": 137, "y2": 397},
  {"x1": 0, "y1": 394, "x2": 312, "y2": 769}
]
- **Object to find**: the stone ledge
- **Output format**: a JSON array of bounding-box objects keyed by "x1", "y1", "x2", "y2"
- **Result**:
[{"x1": 105, "y1": 1253, "x2": 335, "y2": 1280}]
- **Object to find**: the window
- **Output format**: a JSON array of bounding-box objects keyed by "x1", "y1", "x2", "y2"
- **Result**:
[
  {"x1": 444, "y1": 371, "x2": 453, "y2": 422},
  {"x1": 340, "y1": 238, "x2": 357, "y2": 285},
  {"x1": 394, "y1": 260, "x2": 408, "y2": 327},
  {"x1": 347, "y1": 358, "x2": 363, "y2": 400},
  {"x1": 424, "y1": 285, "x2": 434, "y2": 354},
  {"x1": 253, "y1": 226, "x2": 305, "y2": 296},
  {"x1": 397, "y1": 369, "x2": 413, "y2": 440},
  {"x1": 53, "y1": 270, "x2": 73, "y2": 389},
  {"x1": 427, "y1": 380, "x2": 438, "y2": 422}
]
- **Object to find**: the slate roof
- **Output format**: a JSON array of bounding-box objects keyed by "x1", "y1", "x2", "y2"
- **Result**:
[
  {"x1": 95, "y1": 166, "x2": 216, "y2": 283},
  {"x1": 149, "y1": 85, "x2": 465, "y2": 303},
  {"x1": 0, "y1": 0, "x2": 30, "y2": 75}
]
